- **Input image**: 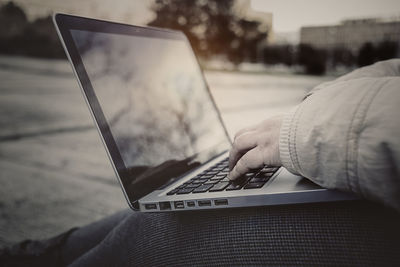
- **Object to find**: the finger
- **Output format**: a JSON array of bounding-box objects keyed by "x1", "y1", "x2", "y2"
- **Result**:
[
  {"x1": 233, "y1": 125, "x2": 258, "y2": 142},
  {"x1": 229, "y1": 132, "x2": 257, "y2": 170},
  {"x1": 229, "y1": 147, "x2": 264, "y2": 181},
  {"x1": 229, "y1": 131, "x2": 257, "y2": 169}
]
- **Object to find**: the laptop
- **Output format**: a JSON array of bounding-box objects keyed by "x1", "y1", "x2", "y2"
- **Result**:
[{"x1": 53, "y1": 13, "x2": 356, "y2": 212}]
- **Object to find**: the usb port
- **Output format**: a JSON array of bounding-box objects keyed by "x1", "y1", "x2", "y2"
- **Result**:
[
  {"x1": 159, "y1": 201, "x2": 171, "y2": 210},
  {"x1": 214, "y1": 199, "x2": 228, "y2": 206},
  {"x1": 198, "y1": 200, "x2": 211, "y2": 207},
  {"x1": 144, "y1": 203, "x2": 157, "y2": 210},
  {"x1": 174, "y1": 201, "x2": 184, "y2": 209},
  {"x1": 186, "y1": 201, "x2": 195, "y2": 207}
]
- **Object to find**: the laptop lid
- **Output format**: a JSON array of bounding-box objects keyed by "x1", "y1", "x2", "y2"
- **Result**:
[{"x1": 54, "y1": 14, "x2": 231, "y2": 209}]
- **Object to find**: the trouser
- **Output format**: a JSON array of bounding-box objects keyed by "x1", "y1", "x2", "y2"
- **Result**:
[{"x1": 2, "y1": 200, "x2": 400, "y2": 266}]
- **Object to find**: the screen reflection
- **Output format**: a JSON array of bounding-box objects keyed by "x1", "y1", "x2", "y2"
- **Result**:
[{"x1": 70, "y1": 29, "x2": 230, "y2": 201}]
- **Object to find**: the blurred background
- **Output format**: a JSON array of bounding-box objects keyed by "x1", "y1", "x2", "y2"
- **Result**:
[{"x1": 0, "y1": 0, "x2": 399, "y2": 247}]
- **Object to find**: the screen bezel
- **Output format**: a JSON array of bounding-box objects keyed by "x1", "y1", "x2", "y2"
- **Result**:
[{"x1": 54, "y1": 13, "x2": 232, "y2": 209}]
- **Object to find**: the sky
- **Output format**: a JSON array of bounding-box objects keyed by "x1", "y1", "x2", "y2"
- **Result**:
[
  {"x1": 3, "y1": 0, "x2": 400, "y2": 33},
  {"x1": 1, "y1": 0, "x2": 154, "y2": 25},
  {"x1": 251, "y1": 0, "x2": 400, "y2": 32}
]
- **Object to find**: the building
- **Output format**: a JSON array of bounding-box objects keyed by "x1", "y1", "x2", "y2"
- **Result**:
[{"x1": 300, "y1": 18, "x2": 400, "y2": 53}]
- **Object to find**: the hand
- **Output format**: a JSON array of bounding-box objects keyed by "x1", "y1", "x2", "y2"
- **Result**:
[{"x1": 228, "y1": 115, "x2": 283, "y2": 181}]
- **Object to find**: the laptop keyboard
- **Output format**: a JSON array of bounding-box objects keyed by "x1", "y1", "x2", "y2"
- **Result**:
[{"x1": 166, "y1": 158, "x2": 279, "y2": 196}]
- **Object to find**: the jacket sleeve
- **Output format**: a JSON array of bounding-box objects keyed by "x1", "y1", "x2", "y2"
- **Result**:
[{"x1": 279, "y1": 59, "x2": 400, "y2": 211}]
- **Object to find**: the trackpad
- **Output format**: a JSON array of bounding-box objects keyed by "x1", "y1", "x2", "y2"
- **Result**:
[{"x1": 266, "y1": 168, "x2": 322, "y2": 192}]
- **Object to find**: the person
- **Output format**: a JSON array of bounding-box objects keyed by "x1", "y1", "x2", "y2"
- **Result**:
[
  {"x1": 228, "y1": 59, "x2": 400, "y2": 212},
  {"x1": 1, "y1": 60, "x2": 400, "y2": 266}
]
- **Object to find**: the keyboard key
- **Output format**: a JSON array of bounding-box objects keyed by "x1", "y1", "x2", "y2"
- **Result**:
[
  {"x1": 185, "y1": 183, "x2": 201, "y2": 189},
  {"x1": 244, "y1": 182, "x2": 265, "y2": 189},
  {"x1": 204, "y1": 180, "x2": 219, "y2": 184},
  {"x1": 167, "y1": 189, "x2": 179, "y2": 195},
  {"x1": 210, "y1": 176, "x2": 224, "y2": 181},
  {"x1": 232, "y1": 175, "x2": 249, "y2": 185},
  {"x1": 191, "y1": 178, "x2": 208, "y2": 184},
  {"x1": 226, "y1": 183, "x2": 243, "y2": 190},
  {"x1": 209, "y1": 182, "x2": 230, "y2": 192},
  {"x1": 255, "y1": 172, "x2": 274, "y2": 178},
  {"x1": 250, "y1": 177, "x2": 270, "y2": 183},
  {"x1": 177, "y1": 187, "x2": 194, "y2": 194},
  {"x1": 192, "y1": 184, "x2": 214, "y2": 193}
]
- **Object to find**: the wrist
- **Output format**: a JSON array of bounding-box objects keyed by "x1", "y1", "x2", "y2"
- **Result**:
[{"x1": 279, "y1": 106, "x2": 300, "y2": 175}]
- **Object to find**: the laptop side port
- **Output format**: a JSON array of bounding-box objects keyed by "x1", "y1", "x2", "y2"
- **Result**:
[
  {"x1": 174, "y1": 201, "x2": 184, "y2": 209},
  {"x1": 144, "y1": 203, "x2": 158, "y2": 210},
  {"x1": 198, "y1": 200, "x2": 211, "y2": 207},
  {"x1": 159, "y1": 201, "x2": 171, "y2": 210},
  {"x1": 214, "y1": 199, "x2": 228, "y2": 206},
  {"x1": 186, "y1": 201, "x2": 195, "y2": 207}
]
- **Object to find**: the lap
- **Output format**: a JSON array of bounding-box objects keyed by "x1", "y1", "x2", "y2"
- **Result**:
[{"x1": 68, "y1": 200, "x2": 400, "y2": 266}]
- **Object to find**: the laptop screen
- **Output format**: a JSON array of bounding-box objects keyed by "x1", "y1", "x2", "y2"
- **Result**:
[{"x1": 67, "y1": 26, "x2": 230, "y2": 205}]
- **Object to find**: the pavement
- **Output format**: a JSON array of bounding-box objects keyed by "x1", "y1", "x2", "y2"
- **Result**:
[{"x1": 0, "y1": 55, "x2": 331, "y2": 248}]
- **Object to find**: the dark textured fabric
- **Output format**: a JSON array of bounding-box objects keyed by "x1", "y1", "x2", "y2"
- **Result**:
[
  {"x1": 62, "y1": 210, "x2": 131, "y2": 265},
  {"x1": 0, "y1": 210, "x2": 130, "y2": 267},
  {"x1": 0, "y1": 227, "x2": 77, "y2": 267},
  {"x1": 67, "y1": 200, "x2": 400, "y2": 267}
]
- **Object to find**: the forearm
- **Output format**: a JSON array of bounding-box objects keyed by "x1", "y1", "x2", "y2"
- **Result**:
[{"x1": 279, "y1": 75, "x2": 400, "y2": 211}]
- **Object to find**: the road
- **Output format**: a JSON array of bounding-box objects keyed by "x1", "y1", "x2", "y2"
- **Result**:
[{"x1": 0, "y1": 55, "x2": 331, "y2": 247}]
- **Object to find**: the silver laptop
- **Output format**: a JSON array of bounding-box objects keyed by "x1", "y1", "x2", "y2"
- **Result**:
[{"x1": 53, "y1": 13, "x2": 356, "y2": 212}]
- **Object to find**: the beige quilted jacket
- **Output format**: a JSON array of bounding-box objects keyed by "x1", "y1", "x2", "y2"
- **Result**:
[{"x1": 279, "y1": 59, "x2": 400, "y2": 211}]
